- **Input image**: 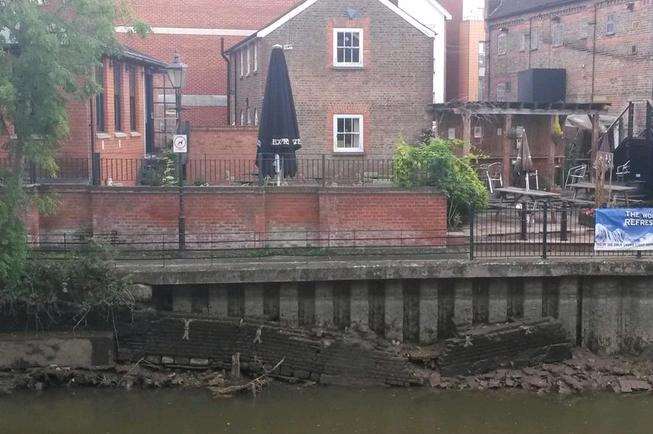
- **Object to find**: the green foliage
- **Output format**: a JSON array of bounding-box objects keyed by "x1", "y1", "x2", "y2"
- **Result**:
[
  {"x1": 394, "y1": 138, "x2": 489, "y2": 228},
  {"x1": 0, "y1": 0, "x2": 147, "y2": 291},
  {"x1": 138, "y1": 152, "x2": 178, "y2": 186},
  {"x1": 1, "y1": 241, "x2": 134, "y2": 315}
]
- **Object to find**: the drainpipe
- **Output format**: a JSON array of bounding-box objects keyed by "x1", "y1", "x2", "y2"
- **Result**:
[
  {"x1": 220, "y1": 38, "x2": 232, "y2": 125},
  {"x1": 590, "y1": 4, "x2": 598, "y2": 103}
]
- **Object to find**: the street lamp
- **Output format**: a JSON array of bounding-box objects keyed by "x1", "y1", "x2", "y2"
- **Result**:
[{"x1": 167, "y1": 54, "x2": 188, "y2": 250}]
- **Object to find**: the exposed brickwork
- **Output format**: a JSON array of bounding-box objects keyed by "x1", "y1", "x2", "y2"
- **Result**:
[
  {"x1": 232, "y1": 0, "x2": 435, "y2": 158},
  {"x1": 116, "y1": 313, "x2": 421, "y2": 386},
  {"x1": 189, "y1": 127, "x2": 257, "y2": 159},
  {"x1": 486, "y1": 0, "x2": 653, "y2": 122}
]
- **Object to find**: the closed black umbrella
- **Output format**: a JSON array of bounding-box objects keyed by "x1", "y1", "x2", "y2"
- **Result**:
[{"x1": 257, "y1": 45, "x2": 301, "y2": 182}]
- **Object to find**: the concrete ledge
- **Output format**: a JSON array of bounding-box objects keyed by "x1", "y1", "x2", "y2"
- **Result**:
[
  {"x1": 123, "y1": 257, "x2": 653, "y2": 286},
  {"x1": 0, "y1": 332, "x2": 114, "y2": 369}
]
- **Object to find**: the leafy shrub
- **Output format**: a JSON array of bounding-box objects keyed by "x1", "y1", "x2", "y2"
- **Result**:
[
  {"x1": 138, "y1": 152, "x2": 177, "y2": 186},
  {"x1": 1, "y1": 241, "x2": 135, "y2": 320},
  {"x1": 394, "y1": 138, "x2": 489, "y2": 228}
]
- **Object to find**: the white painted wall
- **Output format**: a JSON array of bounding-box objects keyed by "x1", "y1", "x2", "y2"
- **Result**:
[{"x1": 397, "y1": 0, "x2": 450, "y2": 104}]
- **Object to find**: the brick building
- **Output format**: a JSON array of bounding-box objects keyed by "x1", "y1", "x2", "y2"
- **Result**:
[
  {"x1": 117, "y1": 0, "x2": 301, "y2": 128},
  {"x1": 1, "y1": 47, "x2": 167, "y2": 181},
  {"x1": 484, "y1": 0, "x2": 653, "y2": 120},
  {"x1": 226, "y1": 0, "x2": 448, "y2": 158}
]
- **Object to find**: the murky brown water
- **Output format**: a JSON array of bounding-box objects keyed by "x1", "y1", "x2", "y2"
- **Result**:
[{"x1": 1, "y1": 386, "x2": 652, "y2": 434}]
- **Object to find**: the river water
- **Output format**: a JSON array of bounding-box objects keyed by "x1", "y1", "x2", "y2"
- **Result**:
[{"x1": 1, "y1": 386, "x2": 651, "y2": 434}]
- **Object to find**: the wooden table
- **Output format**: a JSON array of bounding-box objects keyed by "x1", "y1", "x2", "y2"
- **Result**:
[
  {"x1": 569, "y1": 182, "x2": 637, "y2": 204},
  {"x1": 494, "y1": 187, "x2": 561, "y2": 202}
]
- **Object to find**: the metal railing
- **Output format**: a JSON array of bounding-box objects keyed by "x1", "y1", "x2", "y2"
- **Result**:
[
  {"x1": 470, "y1": 203, "x2": 649, "y2": 259},
  {"x1": 4, "y1": 155, "x2": 399, "y2": 187}
]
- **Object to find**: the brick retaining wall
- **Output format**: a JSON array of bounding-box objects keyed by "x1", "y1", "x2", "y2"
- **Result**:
[{"x1": 30, "y1": 186, "x2": 447, "y2": 247}]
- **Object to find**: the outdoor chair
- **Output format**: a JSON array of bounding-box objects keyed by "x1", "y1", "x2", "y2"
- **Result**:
[
  {"x1": 486, "y1": 162, "x2": 503, "y2": 194},
  {"x1": 616, "y1": 160, "x2": 631, "y2": 183},
  {"x1": 564, "y1": 164, "x2": 587, "y2": 190}
]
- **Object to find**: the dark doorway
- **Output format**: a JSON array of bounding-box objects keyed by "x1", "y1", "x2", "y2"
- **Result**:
[
  {"x1": 403, "y1": 281, "x2": 420, "y2": 343},
  {"x1": 472, "y1": 280, "x2": 490, "y2": 325},
  {"x1": 508, "y1": 279, "x2": 525, "y2": 320},
  {"x1": 333, "y1": 282, "x2": 351, "y2": 330},
  {"x1": 542, "y1": 279, "x2": 560, "y2": 319},
  {"x1": 298, "y1": 282, "x2": 316, "y2": 327},
  {"x1": 368, "y1": 281, "x2": 386, "y2": 337},
  {"x1": 263, "y1": 283, "x2": 280, "y2": 321}
]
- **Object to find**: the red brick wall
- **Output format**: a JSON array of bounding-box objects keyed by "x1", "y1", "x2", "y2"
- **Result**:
[
  {"x1": 31, "y1": 186, "x2": 447, "y2": 247},
  {"x1": 487, "y1": 0, "x2": 653, "y2": 126},
  {"x1": 189, "y1": 127, "x2": 257, "y2": 159}
]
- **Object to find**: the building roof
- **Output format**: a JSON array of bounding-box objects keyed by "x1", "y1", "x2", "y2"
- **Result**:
[
  {"x1": 226, "y1": 0, "x2": 438, "y2": 53},
  {"x1": 487, "y1": 0, "x2": 582, "y2": 21},
  {"x1": 118, "y1": 45, "x2": 168, "y2": 69},
  {"x1": 431, "y1": 101, "x2": 610, "y2": 116}
]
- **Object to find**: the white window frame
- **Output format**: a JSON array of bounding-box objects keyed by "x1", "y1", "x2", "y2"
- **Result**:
[
  {"x1": 551, "y1": 22, "x2": 563, "y2": 47},
  {"x1": 333, "y1": 28, "x2": 364, "y2": 68},
  {"x1": 254, "y1": 108, "x2": 259, "y2": 126},
  {"x1": 253, "y1": 43, "x2": 258, "y2": 73},
  {"x1": 333, "y1": 114, "x2": 364, "y2": 153},
  {"x1": 239, "y1": 50, "x2": 244, "y2": 77},
  {"x1": 497, "y1": 32, "x2": 507, "y2": 55},
  {"x1": 240, "y1": 109, "x2": 245, "y2": 126},
  {"x1": 606, "y1": 14, "x2": 616, "y2": 36},
  {"x1": 530, "y1": 29, "x2": 539, "y2": 50},
  {"x1": 246, "y1": 45, "x2": 251, "y2": 76},
  {"x1": 520, "y1": 33, "x2": 529, "y2": 51},
  {"x1": 246, "y1": 108, "x2": 251, "y2": 126}
]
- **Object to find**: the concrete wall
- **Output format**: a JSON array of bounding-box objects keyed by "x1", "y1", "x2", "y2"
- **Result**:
[
  {"x1": 0, "y1": 332, "x2": 114, "y2": 369},
  {"x1": 156, "y1": 273, "x2": 653, "y2": 354}
]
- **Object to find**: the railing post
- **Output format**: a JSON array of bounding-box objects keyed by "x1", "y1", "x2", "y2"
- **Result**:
[
  {"x1": 560, "y1": 204, "x2": 568, "y2": 242},
  {"x1": 542, "y1": 201, "x2": 548, "y2": 259},
  {"x1": 469, "y1": 207, "x2": 475, "y2": 260},
  {"x1": 627, "y1": 102, "x2": 634, "y2": 139},
  {"x1": 91, "y1": 153, "x2": 101, "y2": 186}
]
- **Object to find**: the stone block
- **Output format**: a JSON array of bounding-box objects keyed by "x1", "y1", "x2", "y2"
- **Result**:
[
  {"x1": 385, "y1": 280, "x2": 403, "y2": 341},
  {"x1": 524, "y1": 280, "x2": 543, "y2": 322},
  {"x1": 419, "y1": 280, "x2": 438, "y2": 344},
  {"x1": 489, "y1": 279, "x2": 508, "y2": 323},
  {"x1": 350, "y1": 281, "x2": 369, "y2": 331},
  {"x1": 453, "y1": 280, "x2": 473, "y2": 327},
  {"x1": 315, "y1": 282, "x2": 334, "y2": 328},
  {"x1": 558, "y1": 277, "x2": 579, "y2": 343}
]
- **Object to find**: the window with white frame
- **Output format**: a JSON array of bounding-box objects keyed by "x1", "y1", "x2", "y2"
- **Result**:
[
  {"x1": 333, "y1": 29, "x2": 363, "y2": 67},
  {"x1": 246, "y1": 45, "x2": 251, "y2": 76},
  {"x1": 551, "y1": 22, "x2": 563, "y2": 47},
  {"x1": 239, "y1": 50, "x2": 244, "y2": 77},
  {"x1": 497, "y1": 32, "x2": 507, "y2": 55},
  {"x1": 333, "y1": 115, "x2": 364, "y2": 152},
  {"x1": 530, "y1": 29, "x2": 539, "y2": 50},
  {"x1": 520, "y1": 33, "x2": 529, "y2": 51},
  {"x1": 240, "y1": 109, "x2": 245, "y2": 126},
  {"x1": 253, "y1": 43, "x2": 258, "y2": 73},
  {"x1": 254, "y1": 108, "x2": 259, "y2": 126},
  {"x1": 606, "y1": 14, "x2": 616, "y2": 36},
  {"x1": 246, "y1": 108, "x2": 251, "y2": 126}
]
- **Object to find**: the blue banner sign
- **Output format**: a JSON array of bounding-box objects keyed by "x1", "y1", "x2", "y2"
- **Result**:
[{"x1": 595, "y1": 208, "x2": 653, "y2": 251}]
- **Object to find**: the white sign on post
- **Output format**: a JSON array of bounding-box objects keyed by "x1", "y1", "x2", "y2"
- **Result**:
[{"x1": 173, "y1": 135, "x2": 188, "y2": 153}]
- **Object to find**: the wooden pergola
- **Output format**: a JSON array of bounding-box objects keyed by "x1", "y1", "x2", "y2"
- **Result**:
[{"x1": 430, "y1": 101, "x2": 610, "y2": 187}]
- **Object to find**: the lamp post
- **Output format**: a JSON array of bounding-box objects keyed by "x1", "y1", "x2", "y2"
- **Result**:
[{"x1": 167, "y1": 54, "x2": 188, "y2": 250}]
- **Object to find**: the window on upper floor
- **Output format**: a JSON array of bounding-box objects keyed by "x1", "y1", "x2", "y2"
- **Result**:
[
  {"x1": 246, "y1": 45, "x2": 251, "y2": 76},
  {"x1": 253, "y1": 43, "x2": 258, "y2": 73},
  {"x1": 530, "y1": 29, "x2": 539, "y2": 50},
  {"x1": 95, "y1": 63, "x2": 105, "y2": 132},
  {"x1": 606, "y1": 14, "x2": 616, "y2": 36},
  {"x1": 240, "y1": 109, "x2": 245, "y2": 126},
  {"x1": 113, "y1": 62, "x2": 123, "y2": 131},
  {"x1": 246, "y1": 108, "x2": 251, "y2": 126},
  {"x1": 552, "y1": 22, "x2": 563, "y2": 47},
  {"x1": 496, "y1": 82, "x2": 506, "y2": 101},
  {"x1": 520, "y1": 33, "x2": 529, "y2": 51},
  {"x1": 240, "y1": 51, "x2": 244, "y2": 77},
  {"x1": 497, "y1": 32, "x2": 507, "y2": 55},
  {"x1": 254, "y1": 108, "x2": 259, "y2": 126},
  {"x1": 333, "y1": 115, "x2": 363, "y2": 153},
  {"x1": 333, "y1": 29, "x2": 363, "y2": 67}
]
